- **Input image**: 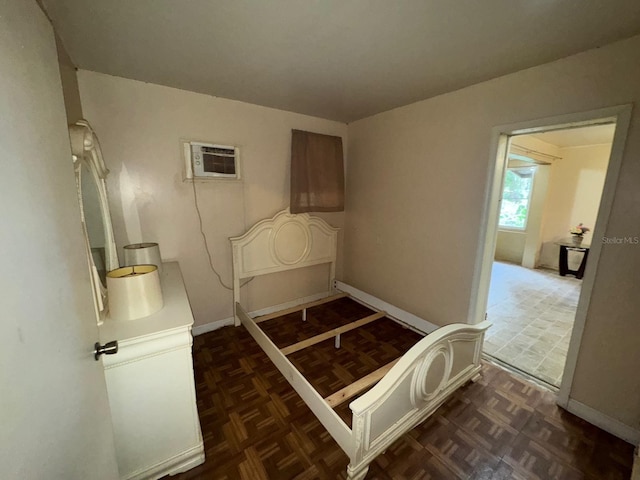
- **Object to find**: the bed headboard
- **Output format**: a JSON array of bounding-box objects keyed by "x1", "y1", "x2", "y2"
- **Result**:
[{"x1": 230, "y1": 209, "x2": 339, "y2": 325}]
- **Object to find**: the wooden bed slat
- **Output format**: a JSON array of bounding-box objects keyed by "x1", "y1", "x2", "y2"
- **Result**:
[
  {"x1": 254, "y1": 293, "x2": 349, "y2": 324},
  {"x1": 324, "y1": 359, "x2": 399, "y2": 408},
  {"x1": 236, "y1": 302, "x2": 353, "y2": 453},
  {"x1": 280, "y1": 311, "x2": 385, "y2": 356}
]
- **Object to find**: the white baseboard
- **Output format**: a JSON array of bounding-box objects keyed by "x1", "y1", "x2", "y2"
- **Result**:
[
  {"x1": 249, "y1": 291, "x2": 330, "y2": 318},
  {"x1": 566, "y1": 399, "x2": 640, "y2": 445},
  {"x1": 192, "y1": 317, "x2": 234, "y2": 336},
  {"x1": 125, "y1": 442, "x2": 204, "y2": 480},
  {"x1": 195, "y1": 285, "x2": 440, "y2": 337},
  {"x1": 334, "y1": 281, "x2": 438, "y2": 334},
  {"x1": 192, "y1": 291, "x2": 331, "y2": 336}
]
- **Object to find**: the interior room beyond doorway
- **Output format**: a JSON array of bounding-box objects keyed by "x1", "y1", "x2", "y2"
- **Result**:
[{"x1": 484, "y1": 124, "x2": 615, "y2": 387}]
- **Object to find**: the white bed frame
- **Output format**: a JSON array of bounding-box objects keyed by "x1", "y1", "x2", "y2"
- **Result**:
[{"x1": 231, "y1": 209, "x2": 490, "y2": 479}]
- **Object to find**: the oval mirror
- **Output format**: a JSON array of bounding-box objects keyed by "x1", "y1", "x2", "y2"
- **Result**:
[
  {"x1": 70, "y1": 120, "x2": 119, "y2": 322},
  {"x1": 81, "y1": 162, "x2": 108, "y2": 284}
]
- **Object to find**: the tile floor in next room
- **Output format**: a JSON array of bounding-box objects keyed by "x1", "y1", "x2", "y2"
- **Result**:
[{"x1": 484, "y1": 261, "x2": 582, "y2": 387}]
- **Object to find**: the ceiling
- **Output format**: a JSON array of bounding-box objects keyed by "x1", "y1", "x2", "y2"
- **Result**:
[
  {"x1": 42, "y1": 0, "x2": 640, "y2": 123},
  {"x1": 530, "y1": 124, "x2": 616, "y2": 148}
]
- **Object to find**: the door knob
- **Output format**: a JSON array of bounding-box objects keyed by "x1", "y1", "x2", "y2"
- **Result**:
[{"x1": 94, "y1": 340, "x2": 118, "y2": 360}]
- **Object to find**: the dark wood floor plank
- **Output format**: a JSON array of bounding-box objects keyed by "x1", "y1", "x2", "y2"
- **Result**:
[{"x1": 168, "y1": 298, "x2": 634, "y2": 480}]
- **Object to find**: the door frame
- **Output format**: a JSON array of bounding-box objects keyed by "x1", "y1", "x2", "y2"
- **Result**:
[{"x1": 467, "y1": 104, "x2": 632, "y2": 406}]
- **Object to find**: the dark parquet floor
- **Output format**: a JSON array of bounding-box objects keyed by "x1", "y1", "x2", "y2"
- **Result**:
[{"x1": 171, "y1": 298, "x2": 634, "y2": 480}]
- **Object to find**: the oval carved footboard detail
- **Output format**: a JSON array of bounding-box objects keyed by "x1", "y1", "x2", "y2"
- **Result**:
[
  {"x1": 346, "y1": 320, "x2": 491, "y2": 480},
  {"x1": 410, "y1": 343, "x2": 453, "y2": 408}
]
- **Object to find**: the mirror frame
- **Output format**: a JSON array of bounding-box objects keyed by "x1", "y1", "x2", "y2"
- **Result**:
[{"x1": 70, "y1": 120, "x2": 119, "y2": 323}]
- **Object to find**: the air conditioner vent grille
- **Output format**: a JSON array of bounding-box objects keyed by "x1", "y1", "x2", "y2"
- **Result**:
[{"x1": 183, "y1": 141, "x2": 241, "y2": 181}]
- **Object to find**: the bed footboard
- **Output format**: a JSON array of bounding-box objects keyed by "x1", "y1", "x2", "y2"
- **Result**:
[{"x1": 346, "y1": 321, "x2": 490, "y2": 480}]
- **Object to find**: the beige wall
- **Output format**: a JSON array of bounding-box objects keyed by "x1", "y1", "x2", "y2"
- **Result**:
[
  {"x1": 54, "y1": 33, "x2": 83, "y2": 124},
  {"x1": 344, "y1": 35, "x2": 640, "y2": 430},
  {"x1": 495, "y1": 230, "x2": 526, "y2": 264},
  {"x1": 77, "y1": 71, "x2": 347, "y2": 326},
  {"x1": 521, "y1": 164, "x2": 551, "y2": 268},
  {"x1": 538, "y1": 143, "x2": 612, "y2": 269},
  {"x1": 36, "y1": 0, "x2": 83, "y2": 125}
]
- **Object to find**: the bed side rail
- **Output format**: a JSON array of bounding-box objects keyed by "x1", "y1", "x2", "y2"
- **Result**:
[
  {"x1": 236, "y1": 302, "x2": 353, "y2": 453},
  {"x1": 346, "y1": 320, "x2": 490, "y2": 478}
]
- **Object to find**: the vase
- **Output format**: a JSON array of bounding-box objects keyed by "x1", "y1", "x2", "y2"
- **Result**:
[{"x1": 571, "y1": 235, "x2": 584, "y2": 245}]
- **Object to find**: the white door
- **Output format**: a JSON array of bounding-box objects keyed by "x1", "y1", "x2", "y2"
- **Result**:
[{"x1": 0, "y1": 1, "x2": 119, "y2": 479}]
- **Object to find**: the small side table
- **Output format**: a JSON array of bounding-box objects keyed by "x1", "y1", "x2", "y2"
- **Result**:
[{"x1": 555, "y1": 238, "x2": 590, "y2": 279}]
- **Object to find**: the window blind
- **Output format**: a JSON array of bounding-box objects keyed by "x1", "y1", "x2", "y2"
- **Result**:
[{"x1": 290, "y1": 129, "x2": 344, "y2": 213}]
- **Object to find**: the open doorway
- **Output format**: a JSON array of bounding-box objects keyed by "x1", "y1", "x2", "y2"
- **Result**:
[
  {"x1": 483, "y1": 124, "x2": 615, "y2": 387},
  {"x1": 469, "y1": 105, "x2": 632, "y2": 408}
]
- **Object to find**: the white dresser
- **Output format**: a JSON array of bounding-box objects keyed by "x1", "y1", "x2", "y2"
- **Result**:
[{"x1": 99, "y1": 262, "x2": 204, "y2": 480}]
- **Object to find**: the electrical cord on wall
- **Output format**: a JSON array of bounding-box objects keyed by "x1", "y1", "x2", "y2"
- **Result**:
[{"x1": 191, "y1": 179, "x2": 253, "y2": 290}]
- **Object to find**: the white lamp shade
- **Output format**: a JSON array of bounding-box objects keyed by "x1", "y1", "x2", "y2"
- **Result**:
[
  {"x1": 123, "y1": 242, "x2": 163, "y2": 275},
  {"x1": 107, "y1": 265, "x2": 163, "y2": 320}
]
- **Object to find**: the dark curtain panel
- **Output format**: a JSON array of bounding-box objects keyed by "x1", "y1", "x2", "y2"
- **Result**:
[{"x1": 290, "y1": 129, "x2": 345, "y2": 213}]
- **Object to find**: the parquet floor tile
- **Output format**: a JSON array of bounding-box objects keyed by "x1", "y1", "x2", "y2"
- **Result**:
[{"x1": 169, "y1": 299, "x2": 634, "y2": 479}]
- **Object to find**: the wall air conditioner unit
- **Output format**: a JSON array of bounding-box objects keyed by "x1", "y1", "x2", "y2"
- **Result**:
[{"x1": 183, "y1": 141, "x2": 241, "y2": 180}]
